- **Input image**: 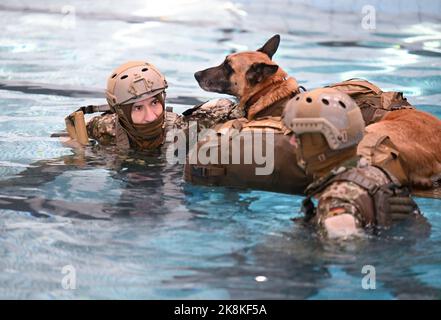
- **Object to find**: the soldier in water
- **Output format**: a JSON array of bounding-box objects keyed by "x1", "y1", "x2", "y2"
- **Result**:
[
  {"x1": 282, "y1": 88, "x2": 422, "y2": 238},
  {"x1": 0, "y1": 60, "x2": 242, "y2": 218},
  {"x1": 63, "y1": 60, "x2": 238, "y2": 152}
]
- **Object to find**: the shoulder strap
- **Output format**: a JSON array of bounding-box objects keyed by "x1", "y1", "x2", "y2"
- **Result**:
[
  {"x1": 304, "y1": 165, "x2": 350, "y2": 196},
  {"x1": 331, "y1": 169, "x2": 381, "y2": 195},
  {"x1": 327, "y1": 78, "x2": 383, "y2": 95},
  {"x1": 241, "y1": 116, "x2": 290, "y2": 133}
]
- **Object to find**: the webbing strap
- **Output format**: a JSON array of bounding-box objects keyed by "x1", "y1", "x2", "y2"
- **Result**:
[
  {"x1": 330, "y1": 170, "x2": 380, "y2": 195},
  {"x1": 191, "y1": 166, "x2": 226, "y2": 177},
  {"x1": 328, "y1": 78, "x2": 383, "y2": 95}
]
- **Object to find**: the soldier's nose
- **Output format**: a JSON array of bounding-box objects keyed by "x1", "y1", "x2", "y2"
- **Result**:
[{"x1": 144, "y1": 108, "x2": 158, "y2": 123}]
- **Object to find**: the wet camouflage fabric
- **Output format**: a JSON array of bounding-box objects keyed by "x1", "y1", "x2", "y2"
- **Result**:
[
  {"x1": 173, "y1": 98, "x2": 242, "y2": 131},
  {"x1": 87, "y1": 99, "x2": 238, "y2": 146},
  {"x1": 87, "y1": 110, "x2": 179, "y2": 146},
  {"x1": 86, "y1": 113, "x2": 116, "y2": 146},
  {"x1": 314, "y1": 162, "x2": 390, "y2": 227}
]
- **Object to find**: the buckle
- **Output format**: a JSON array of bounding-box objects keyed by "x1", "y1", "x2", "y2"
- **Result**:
[{"x1": 191, "y1": 166, "x2": 207, "y2": 177}]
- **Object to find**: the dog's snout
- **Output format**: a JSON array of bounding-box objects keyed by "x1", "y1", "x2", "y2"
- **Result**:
[{"x1": 194, "y1": 71, "x2": 203, "y2": 82}]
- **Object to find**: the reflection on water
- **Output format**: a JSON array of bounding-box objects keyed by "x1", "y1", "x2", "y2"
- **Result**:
[{"x1": 0, "y1": 0, "x2": 441, "y2": 299}]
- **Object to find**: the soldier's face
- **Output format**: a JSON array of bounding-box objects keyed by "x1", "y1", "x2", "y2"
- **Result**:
[{"x1": 131, "y1": 96, "x2": 163, "y2": 124}]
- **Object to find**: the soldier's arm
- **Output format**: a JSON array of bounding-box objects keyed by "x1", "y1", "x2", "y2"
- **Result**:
[
  {"x1": 179, "y1": 98, "x2": 239, "y2": 130},
  {"x1": 314, "y1": 179, "x2": 369, "y2": 238},
  {"x1": 172, "y1": 99, "x2": 237, "y2": 153},
  {"x1": 316, "y1": 197, "x2": 363, "y2": 238},
  {"x1": 86, "y1": 113, "x2": 117, "y2": 146}
]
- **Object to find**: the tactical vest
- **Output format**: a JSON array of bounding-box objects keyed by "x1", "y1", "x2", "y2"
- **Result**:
[
  {"x1": 184, "y1": 116, "x2": 313, "y2": 195},
  {"x1": 301, "y1": 157, "x2": 419, "y2": 227},
  {"x1": 327, "y1": 78, "x2": 414, "y2": 125},
  {"x1": 357, "y1": 128, "x2": 409, "y2": 185}
]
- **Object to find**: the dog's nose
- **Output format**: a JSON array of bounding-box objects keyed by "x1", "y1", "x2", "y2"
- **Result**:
[{"x1": 194, "y1": 71, "x2": 202, "y2": 82}]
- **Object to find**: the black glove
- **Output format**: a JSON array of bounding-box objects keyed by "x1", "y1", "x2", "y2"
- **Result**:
[
  {"x1": 375, "y1": 183, "x2": 421, "y2": 226},
  {"x1": 387, "y1": 195, "x2": 420, "y2": 217}
]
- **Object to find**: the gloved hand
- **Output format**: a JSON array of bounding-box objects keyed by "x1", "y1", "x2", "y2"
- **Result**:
[
  {"x1": 386, "y1": 182, "x2": 421, "y2": 219},
  {"x1": 375, "y1": 183, "x2": 421, "y2": 226},
  {"x1": 387, "y1": 195, "x2": 420, "y2": 217}
]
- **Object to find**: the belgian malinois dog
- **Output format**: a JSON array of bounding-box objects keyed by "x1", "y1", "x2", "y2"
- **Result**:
[{"x1": 194, "y1": 34, "x2": 300, "y2": 120}]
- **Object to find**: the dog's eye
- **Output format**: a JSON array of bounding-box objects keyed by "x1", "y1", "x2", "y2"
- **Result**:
[{"x1": 223, "y1": 60, "x2": 234, "y2": 76}]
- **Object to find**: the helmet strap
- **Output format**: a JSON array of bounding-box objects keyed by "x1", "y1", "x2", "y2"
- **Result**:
[
  {"x1": 298, "y1": 133, "x2": 357, "y2": 177},
  {"x1": 115, "y1": 98, "x2": 166, "y2": 150}
]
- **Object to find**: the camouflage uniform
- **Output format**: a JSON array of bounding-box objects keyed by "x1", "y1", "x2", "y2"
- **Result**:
[
  {"x1": 301, "y1": 156, "x2": 421, "y2": 231},
  {"x1": 173, "y1": 98, "x2": 242, "y2": 131},
  {"x1": 282, "y1": 87, "x2": 421, "y2": 234},
  {"x1": 87, "y1": 113, "x2": 117, "y2": 146},
  {"x1": 86, "y1": 99, "x2": 237, "y2": 147},
  {"x1": 312, "y1": 160, "x2": 390, "y2": 228}
]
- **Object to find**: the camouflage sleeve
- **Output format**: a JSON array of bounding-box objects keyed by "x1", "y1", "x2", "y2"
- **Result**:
[
  {"x1": 174, "y1": 98, "x2": 240, "y2": 131},
  {"x1": 86, "y1": 113, "x2": 117, "y2": 146},
  {"x1": 315, "y1": 181, "x2": 366, "y2": 228},
  {"x1": 314, "y1": 163, "x2": 393, "y2": 229}
]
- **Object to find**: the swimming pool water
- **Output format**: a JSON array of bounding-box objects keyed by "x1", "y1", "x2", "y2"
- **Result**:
[{"x1": 0, "y1": 0, "x2": 440, "y2": 299}]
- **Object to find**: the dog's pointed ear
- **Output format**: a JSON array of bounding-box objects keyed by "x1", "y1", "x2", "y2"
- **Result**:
[
  {"x1": 246, "y1": 62, "x2": 279, "y2": 85},
  {"x1": 257, "y1": 34, "x2": 280, "y2": 59}
]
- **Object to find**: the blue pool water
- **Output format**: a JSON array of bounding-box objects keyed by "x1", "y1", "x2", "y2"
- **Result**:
[{"x1": 0, "y1": 0, "x2": 441, "y2": 299}]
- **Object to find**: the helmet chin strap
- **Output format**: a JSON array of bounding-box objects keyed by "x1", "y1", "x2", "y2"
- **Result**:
[
  {"x1": 298, "y1": 133, "x2": 357, "y2": 177},
  {"x1": 115, "y1": 95, "x2": 167, "y2": 150}
]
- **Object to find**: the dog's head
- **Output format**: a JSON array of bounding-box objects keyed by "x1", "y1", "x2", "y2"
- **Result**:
[{"x1": 194, "y1": 35, "x2": 281, "y2": 98}]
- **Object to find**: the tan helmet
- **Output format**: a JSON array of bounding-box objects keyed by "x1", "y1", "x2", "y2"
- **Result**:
[
  {"x1": 282, "y1": 88, "x2": 364, "y2": 150},
  {"x1": 105, "y1": 61, "x2": 168, "y2": 109}
]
